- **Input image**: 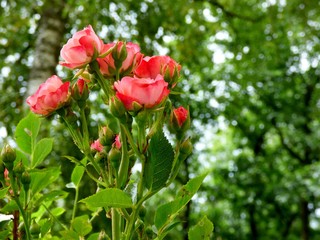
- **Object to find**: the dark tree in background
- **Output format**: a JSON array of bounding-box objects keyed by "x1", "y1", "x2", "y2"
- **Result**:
[{"x1": 1, "y1": 0, "x2": 320, "y2": 239}]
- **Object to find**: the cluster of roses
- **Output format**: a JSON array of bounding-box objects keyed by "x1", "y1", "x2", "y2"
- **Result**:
[{"x1": 26, "y1": 25, "x2": 189, "y2": 150}]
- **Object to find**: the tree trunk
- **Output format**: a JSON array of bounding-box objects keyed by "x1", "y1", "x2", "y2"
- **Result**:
[
  {"x1": 300, "y1": 198, "x2": 309, "y2": 240},
  {"x1": 27, "y1": 0, "x2": 66, "y2": 96},
  {"x1": 248, "y1": 204, "x2": 258, "y2": 240}
]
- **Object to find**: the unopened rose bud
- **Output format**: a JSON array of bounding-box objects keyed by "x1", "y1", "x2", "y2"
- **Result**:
[
  {"x1": 72, "y1": 79, "x2": 89, "y2": 107},
  {"x1": 99, "y1": 126, "x2": 115, "y2": 146},
  {"x1": 1, "y1": 144, "x2": 16, "y2": 171},
  {"x1": 113, "y1": 135, "x2": 121, "y2": 149},
  {"x1": 21, "y1": 171, "x2": 31, "y2": 191},
  {"x1": 109, "y1": 97, "x2": 126, "y2": 120},
  {"x1": 138, "y1": 206, "x2": 146, "y2": 220},
  {"x1": 164, "y1": 65, "x2": 180, "y2": 88},
  {"x1": 170, "y1": 106, "x2": 190, "y2": 139},
  {"x1": 13, "y1": 161, "x2": 25, "y2": 177},
  {"x1": 91, "y1": 139, "x2": 104, "y2": 153},
  {"x1": 30, "y1": 222, "x2": 40, "y2": 237},
  {"x1": 112, "y1": 42, "x2": 128, "y2": 69},
  {"x1": 179, "y1": 138, "x2": 193, "y2": 162},
  {"x1": 108, "y1": 147, "x2": 121, "y2": 170},
  {"x1": 145, "y1": 226, "x2": 154, "y2": 239}
]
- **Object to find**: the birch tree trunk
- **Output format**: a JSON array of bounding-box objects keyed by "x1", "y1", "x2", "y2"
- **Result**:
[{"x1": 27, "y1": 0, "x2": 66, "y2": 96}]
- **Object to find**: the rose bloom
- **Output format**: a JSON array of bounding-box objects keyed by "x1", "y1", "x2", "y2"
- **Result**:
[
  {"x1": 26, "y1": 75, "x2": 70, "y2": 116},
  {"x1": 134, "y1": 55, "x2": 181, "y2": 79},
  {"x1": 97, "y1": 42, "x2": 143, "y2": 77},
  {"x1": 114, "y1": 75, "x2": 170, "y2": 110},
  {"x1": 60, "y1": 25, "x2": 104, "y2": 69},
  {"x1": 91, "y1": 139, "x2": 103, "y2": 152},
  {"x1": 173, "y1": 106, "x2": 188, "y2": 127}
]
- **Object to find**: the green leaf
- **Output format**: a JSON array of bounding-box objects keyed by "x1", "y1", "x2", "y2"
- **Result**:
[
  {"x1": 30, "y1": 167, "x2": 60, "y2": 196},
  {"x1": 72, "y1": 215, "x2": 92, "y2": 237},
  {"x1": 15, "y1": 112, "x2": 40, "y2": 154},
  {"x1": 154, "y1": 173, "x2": 207, "y2": 231},
  {"x1": 15, "y1": 149, "x2": 29, "y2": 167},
  {"x1": 71, "y1": 165, "x2": 85, "y2": 186},
  {"x1": 81, "y1": 188, "x2": 132, "y2": 209},
  {"x1": 35, "y1": 190, "x2": 68, "y2": 205},
  {"x1": 51, "y1": 207, "x2": 66, "y2": 217},
  {"x1": 63, "y1": 155, "x2": 84, "y2": 165},
  {"x1": 0, "y1": 187, "x2": 9, "y2": 199},
  {"x1": 145, "y1": 129, "x2": 174, "y2": 191},
  {"x1": 60, "y1": 230, "x2": 79, "y2": 240},
  {"x1": 1, "y1": 200, "x2": 18, "y2": 212},
  {"x1": 87, "y1": 232, "x2": 111, "y2": 240},
  {"x1": 39, "y1": 218, "x2": 52, "y2": 237},
  {"x1": 188, "y1": 216, "x2": 214, "y2": 240},
  {"x1": 0, "y1": 230, "x2": 10, "y2": 239},
  {"x1": 71, "y1": 158, "x2": 87, "y2": 187},
  {"x1": 32, "y1": 138, "x2": 53, "y2": 168}
]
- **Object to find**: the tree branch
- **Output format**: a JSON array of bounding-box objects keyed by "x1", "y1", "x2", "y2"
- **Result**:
[
  {"x1": 194, "y1": 0, "x2": 265, "y2": 22},
  {"x1": 271, "y1": 119, "x2": 304, "y2": 163}
]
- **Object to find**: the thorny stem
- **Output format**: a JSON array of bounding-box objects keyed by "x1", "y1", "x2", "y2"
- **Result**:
[
  {"x1": 90, "y1": 61, "x2": 112, "y2": 98},
  {"x1": 117, "y1": 123, "x2": 129, "y2": 188},
  {"x1": 8, "y1": 172, "x2": 31, "y2": 240}
]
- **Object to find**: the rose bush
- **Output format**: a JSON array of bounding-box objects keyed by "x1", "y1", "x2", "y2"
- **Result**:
[
  {"x1": 60, "y1": 25, "x2": 104, "y2": 69},
  {"x1": 26, "y1": 75, "x2": 70, "y2": 116},
  {"x1": 113, "y1": 74, "x2": 170, "y2": 110},
  {"x1": 3, "y1": 25, "x2": 212, "y2": 240}
]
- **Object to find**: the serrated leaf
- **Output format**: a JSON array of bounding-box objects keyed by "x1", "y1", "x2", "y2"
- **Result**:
[
  {"x1": 72, "y1": 215, "x2": 92, "y2": 237},
  {"x1": 15, "y1": 112, "x2": 40, "y2": 154},
  {"x1": 154, "y1": 173, "x2": 207, "y2": 231},
  {"x1": 81, "y1": 188, "x2": 132, "y2": 209},
  {"x1": 188, "y1": 216, "x2": 214, "y2": 240},
  {"x1": 30, "y1": 167, "x2": 60, "y2": 196},
  {"x1": 32, "y1": 138, "x2": 53, "y2": 168},
  {"x1": 145, "y1": 129, "x2": 174, "y2": 191}
]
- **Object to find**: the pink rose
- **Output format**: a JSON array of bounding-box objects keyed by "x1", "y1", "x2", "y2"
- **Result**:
[
  {"x1": 114, "y1": 75, "x2": 170, "y2": 110},
  {"x1": 96, "y1": 42, "x2": 143, "y2": 77},
  {"x1": 173, "y1": 106, "x2": 188, "y2": 127},
  {"x1": 113, "y1": 135, "x2": 121, "y2": 149},
  {"x1": 134, "y1": 55, "x2": 181, "y2": 80},
  {"x1": 60, "y1": 25, "x2": 104, "y2": 69},
  {"x1": 26, "y1": 75, "x2": 70, "y2": 116},
  {"x1": 91, "y1": 139, "x2": 103, "y2": 152}
]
